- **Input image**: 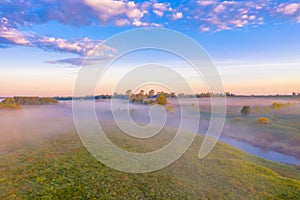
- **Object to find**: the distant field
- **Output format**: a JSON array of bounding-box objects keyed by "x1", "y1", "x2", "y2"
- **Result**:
[{"x1": 0, "y1": 124, "x2": 299, "y2": 199}]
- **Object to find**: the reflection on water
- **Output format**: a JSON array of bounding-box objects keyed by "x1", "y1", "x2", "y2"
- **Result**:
[{"x1": 220, "y1": 137, "x2": 300, "y2": 165}]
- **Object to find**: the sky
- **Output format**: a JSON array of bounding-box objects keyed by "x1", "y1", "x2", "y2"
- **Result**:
[{"x1": 0, "y1": 0, "x2": 300, "y2": 96}]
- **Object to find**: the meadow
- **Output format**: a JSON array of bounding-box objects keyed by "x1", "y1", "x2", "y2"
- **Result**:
[{"x1": 0, "y1": 97, "x2": 300, "y2": 199}]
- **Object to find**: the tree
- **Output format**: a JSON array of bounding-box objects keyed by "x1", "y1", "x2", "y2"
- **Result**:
[
  {"x1": 125, "y1": 90, "x2": 132, "y2": 99},
  {"x1": 130, "y1": 94, "x2": 137, "y2": 102},
  {"x1": 1, "y1": 97, "x2": 20, "y2": 109},
  {"x1": 241, "y1": 106, "x2": 251, "y2": 117},
  {"x1": 156, "y1": 92, "x2": 167, "y2": 105},
  {"x1": 137, "y1": 90, "x2": 145, "y2": 102},
  {"x1": 148, "y1": 89, "x2": 155, "y2": 98}
]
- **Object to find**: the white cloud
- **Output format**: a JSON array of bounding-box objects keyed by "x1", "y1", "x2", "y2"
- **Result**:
[
  {"x1": 83, "y1": 0, "x2": 145, "y2": 23},
  {"x1": 197, "y1": 0, "x2": 215, "y2": 6},
  {"x1": 214, "y1": 4, "x2": 226, "y2": 13},
  {"x1": 153, "y1": 10, "x2": 164, "y2": 17},
  {"x1": 200, "y1": 26, "x2": 210, "y2": 32},
  {"x1": 150, "y1": 23, "x2": 162, "y2": 27},
  {"x1": 153, "y1": 3, "x2": 168, "y2": 11},
  {"x1": 152, "y1": 2, "x2": 170, "y2": 17},
  {"x1": 126, "y1": 8, "x2": 144, "y2": 20},
  {"x1": 297, "y1": 16, "x2": 300, "y2": 23},
  {"x1": 277, "y1": 3, "x2": 300, "y2": 15},
  {"x1": 239, "y1": 8, "x2": 248, "y2": 15},
  {"x1": 242, "y1": 15, "x2": 248, "y2": 19},
  {"x1": 0, "y1": 19, "x2": 31, "y2": 45},
  {"x1": 36, "y1": 36, "x2": 115, "y2": 56},
  {"x1": 127, "y1": 1, "x2": 136, "y2": 8},
  {"x1": 249, "y1": 15, "x2": 256, "y2": 20},
  {"x1": 115, "y1": 18, "x2": 130, "y2": 26},
  {"x1": 83, "y1": 0, "x2": 126, "y2": 22},
  {"x1": 132, "y1": 20, "x2": 148, "y2": 27},
  {"x1": 172, "y1": 12, "x2": 183, "y2": 20},
  {"x1": 231, "y1": 19, "x2": 248, "y2": 27}
]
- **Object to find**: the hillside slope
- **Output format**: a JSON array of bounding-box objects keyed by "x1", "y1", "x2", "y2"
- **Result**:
[{"x1": 0, "y1": 125, "x2": 299, "y2": 199}]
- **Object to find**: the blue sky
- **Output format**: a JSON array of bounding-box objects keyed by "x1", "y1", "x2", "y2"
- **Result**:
[{"x1": 0, "y1": 0, "x2": 300, "y2": 96}]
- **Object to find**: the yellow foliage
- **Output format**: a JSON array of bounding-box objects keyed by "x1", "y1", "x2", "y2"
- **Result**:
[
  {"x1": 256, "y1": 117, "x2": 270, "y2": 124},
  {"x1": 165, "y1": 105, "x2": 175, "y2": 113}
]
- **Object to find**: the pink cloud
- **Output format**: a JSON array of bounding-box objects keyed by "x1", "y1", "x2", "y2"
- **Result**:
[
  {"x1": 197, "y1": 0, "x2": 216, "y2": 6},
  {"x1": 153, "y1": 10, "x2": 164, "y2": 17},
  {"x1": 153, "y1": 3, "x2": 168, "y2": 11},
  {"x1": 152, "y1": 2, "x2": 171, "y2": 17},
  {"x1": 115, "y1": 18, "x2": 130, "y2": 26},
  {"x1": 172, "y1": 12, "x2": 183, "y2": 20},
  {"x1": 83, "y1": 0, "x2": 149, "y2": 26},
  {"x1": 200, "y1": 26, "x2": 210, "y2": 32},
  {"x1": 36, "y1": 36, "x2": 114, "y2": 56},
  {"x1": 249, "y1": 15, "x2": 256, "y2": 20},
  {"x1": 277, "y1": 3, "x2": 300, "y2": 15},
  {"x1": 0, "y1": 18, "x2": 31, "y2": 45},
  {"x1": 214, "y1": 4, "x2": 226, "y2": 13}
]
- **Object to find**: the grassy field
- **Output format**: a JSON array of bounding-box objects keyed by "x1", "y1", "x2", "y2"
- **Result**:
[{"x1": 0, "y1": 124, "x2": 299, "y2": 199}]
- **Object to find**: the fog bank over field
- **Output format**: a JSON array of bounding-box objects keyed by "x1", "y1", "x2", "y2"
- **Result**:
[
  {"x1": 1, "y1": 97, "x2": 299, "y2": 165},
  {"x1": 0, "y1": 103, "x2": 74, "y2": 153}
]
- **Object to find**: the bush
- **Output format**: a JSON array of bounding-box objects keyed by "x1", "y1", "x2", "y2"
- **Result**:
[
  {"x1": 156, "y1": 93, "x2": 167, "y2": 105},
  {"x1": 256, "y1": 117, "x2": 270, "y2": 124},
  {"x1": 0, "y1": 98, "x2": 21, "y2": 109},
  {"x1": 241, "y1": 106, "x2": 251, "y2": 117},
  {"x1": 165, "y1": 105, "x2": 175, "y2": 113}
]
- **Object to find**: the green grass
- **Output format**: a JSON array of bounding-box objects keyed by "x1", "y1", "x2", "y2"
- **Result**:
[{"x1": 0, "y1": 125, "x2": 299, "y2": 199}]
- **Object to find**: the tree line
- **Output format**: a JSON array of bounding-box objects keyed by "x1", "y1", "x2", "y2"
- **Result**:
[{"x1": 0, "y1": 97, "x2": 58, "y2": 109}]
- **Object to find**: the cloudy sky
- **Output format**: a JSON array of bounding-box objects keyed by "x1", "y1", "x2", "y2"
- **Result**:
[{"x1": 0, "y1": 0, "x2": 300, "y2": 96}]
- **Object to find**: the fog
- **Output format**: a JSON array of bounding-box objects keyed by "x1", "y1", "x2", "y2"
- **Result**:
[
  {"x1": 0, "y1": 103, "x2": 74, "y2": 154},
  {"x1": 1, "y1": 97, "x2": 299, "y2": 164}
]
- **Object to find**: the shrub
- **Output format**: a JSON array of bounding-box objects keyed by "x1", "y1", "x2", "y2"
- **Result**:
[
  {"x1": 241, "y1": 106, "x2": 251, "y2": 117},
  {"x1": 165, "y1": 105, "x2": 175, "y2": 113},
  {"x1": 0, "y1": 98, "x2": 21, "y2": 109},
  {"x1": 272, "y1": 102, "x2": 285, "y2": 110},
  {"x1": 256, "y1": 117, "x2": 270, "y2": 124},
  {"x1": 156, "y1": 93, "x2": 167, "y2": 105}
]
